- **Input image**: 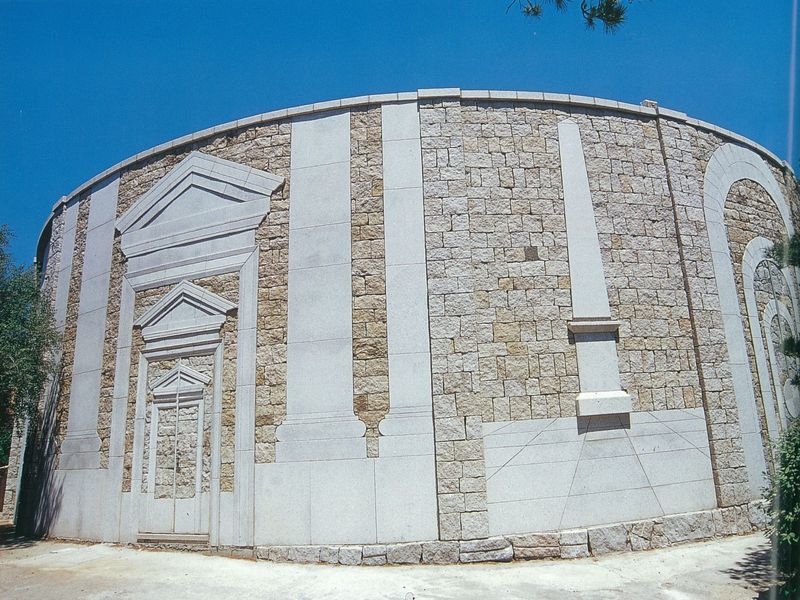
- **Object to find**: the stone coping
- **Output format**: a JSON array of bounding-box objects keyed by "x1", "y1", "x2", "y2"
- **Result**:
[
  {"x1": 36, "y1": 88, "x2": 793, "y2": 257},
  {"x1": 116, "y1": 501, "x2": 767, "y2": 566}
]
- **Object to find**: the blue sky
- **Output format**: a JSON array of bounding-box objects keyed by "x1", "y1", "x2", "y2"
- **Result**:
[{"x1": 0, "y1": 0, "x2": 797, "y2": 263}]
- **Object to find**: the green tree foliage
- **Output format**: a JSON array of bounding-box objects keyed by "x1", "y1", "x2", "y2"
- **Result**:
[
  {"x1": 0, "y1": 226, "x2": 59, "y2": 465},
  {"x1": 767, "y1": 419, "x2": 800, "y2": 596},
  {"x1": 766, "y1": 170, "x2": 800, "y2": 595},
  {"x1": 509, "y1": 0, "x2": 631, "y2": 32}
]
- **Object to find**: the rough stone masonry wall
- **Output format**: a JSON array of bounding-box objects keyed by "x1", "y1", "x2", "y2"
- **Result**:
[
  {"x1": 54, "y1": 197, "x2": 90, "y2": 461},
  {"x1": 421, "y1": 98, "x2": 489, "y2": 541},
  {"x1": 460, "y1": 101, "x2": 574, "y2": 422},
  {"x1": 658, "y1": 120, "x2": 750, "y2": 507},
  {"x1": 142, "y1": 358, "x2": 177, "y2": 495},
  {"x1": 41, "y1": 208, "x2": 66, "y2": 307},
  {"x1": 350, "y1": 106, "x2": 389, "y2": 458},
  {"x1": 574, "y1": 110, "x2": 701, "y2": 411}
]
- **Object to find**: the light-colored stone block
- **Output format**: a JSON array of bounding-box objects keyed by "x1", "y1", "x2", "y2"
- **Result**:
[
  {"x1": 588, "y1": 524, "x2": 628, "y2": 555},
  {"x1": 287, "y1": 263, "x2": 353, "y2": 343},
  {"x1": 290, "y1": 111, "x2": 350, "y2": 169},
  {"x1": 489, "y1": 497, "x2": 567, "y2": 535},
  {"x1": 386, "y1": 264, "x2": 432, "y2": 355},
  {"x1": 386, "y1": 542, "x2": 422, "y2": 564},
  {"x1": 375, "y1": 455, "x2": 438, "y2": 542},
  {"x1": 288, "y1": 222, "x2": 351, "y2": 269},
  {"x1": 638, "y1": 447, "x2": 713, "y2": 487},
  {"x1": 653, "y1": 479, "x2": 717, "y2": 515},
  {"x1": 383, "y1": 139, "x2": 423, "y2": 191},
  {"x1": 382, "y1": 101, "x2": 421, "y2": 142},
  {"x1": 422, "y1": 541, "x2": 459, "y2": 564},
  {"x1": 284, "y1": 339, "x2": 354, "y2": 418},
  {"x1": 561, "y1": 488, "x2": 662, "y2": 529},
  {"x1": 488, "y1": 461, "x2": 577, "y2": 503},
  {"x1": 383, "y1": 188, "x2": 427, "y2": 266}
]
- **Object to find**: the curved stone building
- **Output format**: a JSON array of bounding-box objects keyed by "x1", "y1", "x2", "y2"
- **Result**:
[{"x1": 3, "y1": 89, "x2": 798, "y2": 562}]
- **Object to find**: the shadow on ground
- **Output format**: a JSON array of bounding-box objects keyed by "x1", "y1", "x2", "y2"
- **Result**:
[
  {"x1": 0, "y1": 521, "x2": 37, "y2": 551},
  {"x1": 723, "y1": 542, "x2": 783, "y2": 600}
]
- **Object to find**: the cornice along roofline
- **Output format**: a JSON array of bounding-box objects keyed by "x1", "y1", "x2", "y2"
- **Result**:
[{"x1": 35, "y1": 89, "x2": 795, "y2": 259}]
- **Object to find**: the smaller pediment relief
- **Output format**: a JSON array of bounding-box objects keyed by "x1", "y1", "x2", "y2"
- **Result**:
[
  {"x1": 135, "y1": 280, "x2": 236, "y2": 352},
  {"x1": 151, "y1": 363, "x2": 211, "y2": 404}
]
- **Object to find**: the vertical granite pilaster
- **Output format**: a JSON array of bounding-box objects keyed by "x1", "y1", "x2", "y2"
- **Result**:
[
  {"x1": 557, "y1": 118, "x2": 631, "y2": 416},
  {"x1": 60, "y1": 176, "x2": 120, "y2": 469}
]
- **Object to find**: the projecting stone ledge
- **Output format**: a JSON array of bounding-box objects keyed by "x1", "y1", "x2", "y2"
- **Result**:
[{"x1": 576, "y1": 390, "x2": 633, "y2": 417}]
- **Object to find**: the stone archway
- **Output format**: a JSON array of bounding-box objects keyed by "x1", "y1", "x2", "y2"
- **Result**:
[{"x1": 703, "y1": 143, "x2": 794, "y2": 498}]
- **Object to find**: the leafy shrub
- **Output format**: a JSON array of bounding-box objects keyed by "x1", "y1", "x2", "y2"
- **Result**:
[{"x1": 766, "y1": 418, "x2": 800, "y2": 596}]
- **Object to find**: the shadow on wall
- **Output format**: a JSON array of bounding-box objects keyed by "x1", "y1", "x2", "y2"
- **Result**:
[
  {"x1": 14, "y1": 367, "x2": 64, "y2": 539},
  {"x1": 576, "y1": 413, "x2": 632, "y2": 435}
]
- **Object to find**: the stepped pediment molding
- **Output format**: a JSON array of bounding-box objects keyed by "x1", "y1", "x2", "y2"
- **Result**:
[{"x1": 135, "y1": 280, "x2": 236, "y2": 354}]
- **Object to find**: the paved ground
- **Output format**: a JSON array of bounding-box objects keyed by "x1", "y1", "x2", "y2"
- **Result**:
[{"x1": 0, "y1": 529, "x2": 777, "y2": 599}]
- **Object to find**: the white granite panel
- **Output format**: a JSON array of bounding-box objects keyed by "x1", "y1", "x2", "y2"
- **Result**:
[
  {"x1": 288, "y1": 222, "x2": 351, "y2": 269},
  {"x1": 254, "y1": 462, "x2": 312, "y2": 544},
  {"x1": 286, "y1": 264, "x2": 353, "y2": 343},
  {"x1": 309, "y1": 459, "x2": 377, "y2": 544},
  {"x1": 61, "y1": 176, "x2": 119, "y2": 468},
  {"x1": 382, "y1": 139, "x2": 423, "y2": 190},
  {"x1": 484, "y1": 409, "x2": 716, "y2": 534},
  {"x1": 279, "y1": 110, "x2": 362, "y2": 460},
  {"x1": 54, "y1": 200, "x2": 80, "y2": 330},
  {"x1": 285, "y1": 339, "x2": 354, "y2": 416},
  {"x1": 385, "y1": 264, "x2": 431, "y2": 355},
  {"x1": 560, "y1": 488, "x2": 663, "y2": 529},
  {"x1": 386, "y1": 352, "x2": 433, "y2": 412},
  {"x1": 558, "y1": 119, "x2": 611, "y2": 319},
  {"x1": 375, "y1": 455, "x2": 438, "y2": 542},
  {"x1": 290, "y1": 111, "x2": 350, "y2": 169},
  {"x1": 383, "y1": 188, "x2": 427, "y2": 266},
  {"x1": 287, "y1": 163, "x2": 352, "y2": 229},
  {"x1": 381, "y1": 101, "x2": 421, "y2": 141}
]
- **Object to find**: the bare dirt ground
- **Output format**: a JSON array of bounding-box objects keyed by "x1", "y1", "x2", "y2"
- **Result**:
[{"x1": 0, "y1": 525, "x2": 778, "y2": 599}]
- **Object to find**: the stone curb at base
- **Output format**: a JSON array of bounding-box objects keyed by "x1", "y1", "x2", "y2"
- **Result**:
[{"x1": 211, "y1": 501, "x2": 766, "y2": 565}]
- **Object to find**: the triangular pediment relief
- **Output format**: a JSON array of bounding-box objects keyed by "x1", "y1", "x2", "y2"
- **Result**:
[
  {"x1": 151, "y1": 364, "x2": 211, "y2": 404},
  {"x1": 116, "y1": 152, "x2": 284, "y2": 265},
  {"x1": 118, "y1": 151, "x2": 284, "y2": 234},
  {"x1": 135, "y1": 280, "x2": 236, "y2": 348}
]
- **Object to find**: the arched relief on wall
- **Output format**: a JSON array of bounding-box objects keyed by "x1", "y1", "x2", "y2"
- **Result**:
[
  {"x1": 115, "y1": 151, "x2": 284, "y2": 547},
  {"x1": 741, "y1": 237, "x2": 799, "y2": 447},
  {"x1": 763, "y1": 300, "x2": 800, "y2": 424},
  {"x1": 703, "y1": 143, "x2": 795, "y2": 499}
]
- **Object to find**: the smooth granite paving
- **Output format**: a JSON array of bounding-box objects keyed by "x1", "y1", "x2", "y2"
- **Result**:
[{"x1": 0, "y1": 531, "x2": 777, "y2": 599}]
